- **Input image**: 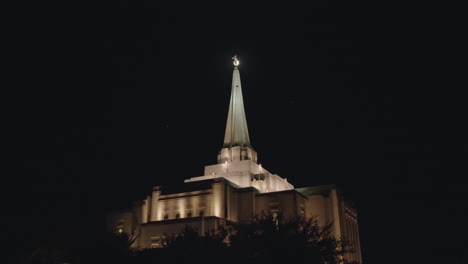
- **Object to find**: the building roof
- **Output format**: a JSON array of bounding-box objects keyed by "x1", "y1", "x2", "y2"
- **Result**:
[
  {"x1": 156, "y1": 178, "x2": 242, "y2": 196},
  {"x1": 295, "y1": 184, "x2": 336, "y2": 196}
]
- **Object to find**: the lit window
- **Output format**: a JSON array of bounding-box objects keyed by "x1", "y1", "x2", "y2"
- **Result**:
[{"x1": 151, "y1": 236, "x2": 161, "y2": 248}]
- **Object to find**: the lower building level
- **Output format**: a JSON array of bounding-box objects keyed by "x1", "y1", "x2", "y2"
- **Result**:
[{"x1": 107, "y1": 178, "x2": 362, "y2": 263}]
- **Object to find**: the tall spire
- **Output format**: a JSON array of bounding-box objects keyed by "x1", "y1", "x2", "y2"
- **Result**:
[{"x1": 223, "y1": 56, "x2": 251, "y2": 148}]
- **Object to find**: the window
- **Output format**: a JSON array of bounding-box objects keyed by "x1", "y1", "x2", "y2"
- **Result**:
[
  {"x1": 163, "y1": 214, "x2": 169, "y2": 220},
  {"x1": 199, "y1": 210, "x2": 204, "y2": 217},
  {"x1": 151, "y1": 236, "x2": 161, "y2": 248},
  {"x1": 187, "y1": 211, "x2": 192, "y2": 218},
  {"x1": 175, "y1": 213, "x2": 180, "y2": 219}
]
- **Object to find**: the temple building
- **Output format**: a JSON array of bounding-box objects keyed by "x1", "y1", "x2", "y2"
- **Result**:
[{"x1": 107, "y1": 56, "x2": 362, "y2": 263}]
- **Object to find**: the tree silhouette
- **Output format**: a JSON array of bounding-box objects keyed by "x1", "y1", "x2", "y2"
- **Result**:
[
  {"x1": 161, "y1": 213, "x2": 355, "y2": 264},
  {"x1": 228, "y1": 212, "x2": 354, "y2": 264},
  {"x1": 162, "y1": 225, "x2": 227, "y2": 250},
  {"x1": 77, "y1": 231, "x2": 138, "y2": 264}
]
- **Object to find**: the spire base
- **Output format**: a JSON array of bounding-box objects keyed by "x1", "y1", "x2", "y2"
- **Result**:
[{"x1": 217, "y1": 145, "x2": 257, "y2": 164}]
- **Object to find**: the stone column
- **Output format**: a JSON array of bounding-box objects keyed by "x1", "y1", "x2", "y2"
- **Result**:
[
  {"x1": 142, "y1": 196, "x2": 151, "y2": 224},
  {"x1": 212, "y1": 179, "x2": 225, "y2": 218},
  {"x1": 329, "y1": 188, "x2": 342, "y2": 238},
  {"x1": 150, "y1": 186, "x2": 161, "y2": 222}
]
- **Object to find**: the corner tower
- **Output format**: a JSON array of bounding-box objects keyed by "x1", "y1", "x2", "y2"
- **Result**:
[{"x1": 185, "y1": 56, "x2": 293, "y2": 193}]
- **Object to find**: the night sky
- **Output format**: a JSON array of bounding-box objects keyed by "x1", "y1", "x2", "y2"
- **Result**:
[{"x1": 1, "y1": 10, "x2": 467, "y2": 264}]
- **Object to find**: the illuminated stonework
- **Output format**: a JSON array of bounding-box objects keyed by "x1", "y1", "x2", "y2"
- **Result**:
[
  {"x1": 184, "y1": 60, "x2": 294, "y2": 193},
  {"x1": 106, "y1": 57, "x2": 362, "y2": 263}
]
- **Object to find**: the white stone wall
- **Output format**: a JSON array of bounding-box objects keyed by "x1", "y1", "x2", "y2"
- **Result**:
[
  {"x1": 106, "y1": 184, "x2": 361, "y2": 264},
  {"x1": 150, "y1": 190, "x2": 160, "y2": 221},
  {"x1": 204, "y1": 159, "x2": 259, "y2": 176},
  {"x1": 142, "y1": 196, "x2": 150, "y2": 224},
  {"x1": 156, "y1": 194, "x2": 212, "y2": 221},
  {"x1": 187, "y1": 159, "x2": 294, "y2": 194},
  {"x1": 343, "y1": 206, "x2": 362, "y2": 263},
  {"x1": 305, "y1": 195, "x2": 326, "y2": 226},
  {"x1": 217, "y1": 146, "x2": 258, "y2": 164},
  {"x1": 109, "y1": 181, "x2": 360, "y2": 263},
  {"x1": 212, "y1": 181, "x2": 225, "y2": 218},
  {"x1": 236, "y1": 189, "x2": 256, "y2": 221},
  {"x1": 302, "y1": 187, "x2": 362, "y2": 264},
  {"x1": 255, "y1": 190, "x2": 306, "y2": 219}
]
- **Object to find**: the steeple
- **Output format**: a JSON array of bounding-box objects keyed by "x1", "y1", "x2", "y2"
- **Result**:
[
  {"x1": 185, "y1": 56, "x2": 293, "y2": 194},
  {"x1": 223, "y1": 55, "x2": 251, "y2": 148}
]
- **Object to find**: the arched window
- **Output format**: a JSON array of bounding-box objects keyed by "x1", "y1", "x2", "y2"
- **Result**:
[
  {"x1": 163, "y1": 214, "x2": 169, "y2": 220},
  {"x1": 175, "y1": 213, "x2": 180, "y2": 219},
  {"x1": 199, "y1": 210, "x2": 204, "y2": 217},
  {"x1": 187, "y1": 211, "x2": 192, "y2": 218}
]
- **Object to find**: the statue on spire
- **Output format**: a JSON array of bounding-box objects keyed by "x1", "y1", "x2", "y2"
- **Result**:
[{"x1": 232, "y1": 55, "x2": 239, "y2": 69}]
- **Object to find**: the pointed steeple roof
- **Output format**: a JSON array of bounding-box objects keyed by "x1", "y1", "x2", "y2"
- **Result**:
[{"x1": 223, "y1": 56, "x2": 251, "y2": 148}]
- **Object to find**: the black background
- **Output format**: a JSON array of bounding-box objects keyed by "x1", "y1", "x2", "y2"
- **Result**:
[{"x1": 1, "y1": 9, "x2": 467, "y2": 264}]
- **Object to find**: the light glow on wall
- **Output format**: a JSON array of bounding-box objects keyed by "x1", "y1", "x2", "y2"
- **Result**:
[
  {"x1": 157, "y1": 205, "x2": 163, "y2": 221},
  {"x1": 213, "y1": 183, "x2": 223, "y2": 217},
  {"x1": 178, "y1": 199, "x2": 185, "y2": 217}
]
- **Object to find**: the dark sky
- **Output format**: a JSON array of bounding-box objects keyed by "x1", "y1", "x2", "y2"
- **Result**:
[{"x1": 1, "y1": 10, "x2": 467, "y2": 264}]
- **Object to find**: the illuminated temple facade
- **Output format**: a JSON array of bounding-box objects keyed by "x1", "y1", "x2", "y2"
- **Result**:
[{"x1": 107, "y1": 57, "x2": 362, "y2": 263}]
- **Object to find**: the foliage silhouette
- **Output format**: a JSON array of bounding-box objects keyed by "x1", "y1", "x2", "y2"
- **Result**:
[
  {"x1": 160, "y1": 212, "x2": 355, "y2": 264},
  {"x1": 79, "y1": 231, "x2": 139, "y2": 264},
  {"x1": 227, "y1": 212, "x2": 354, "y2": 264},
  {"x1": 17, "y1": 214, "x2": 356, "y2": 264}
]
